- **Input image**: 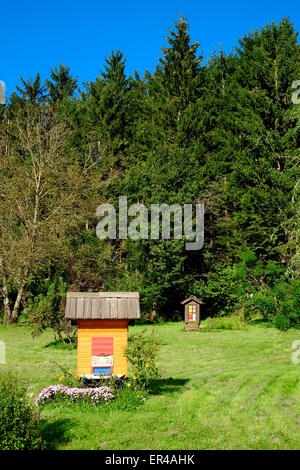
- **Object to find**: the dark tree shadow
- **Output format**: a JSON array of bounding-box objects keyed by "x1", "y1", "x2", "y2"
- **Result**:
[
  {"x1": 44, "y1": 340, "x2": 76, "y2": 350},
  {"x1": 149, "y1": 378, "x2": 190, "y2": 396},
  {"x1": 40, "y1": 418, "x2": 74, "y2": 449},
  {"x1": 251, "y1": 319, "x2": 273, "y2": 328}
]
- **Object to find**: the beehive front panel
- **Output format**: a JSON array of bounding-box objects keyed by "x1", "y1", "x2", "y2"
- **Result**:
[
  {"x1": 77, "y1": 320, "x2": 128, "y2": 377},
  {"x1": 92, "y1": 337, "x2": 114, "y2": 355},
  {"x1": 91, "y1": 337, "x2": 114, "y2": 375}
]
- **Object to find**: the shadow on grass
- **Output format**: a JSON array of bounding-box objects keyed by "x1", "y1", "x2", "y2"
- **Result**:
[
  {"x1": 198, "y1": 328, "x2": 245, "y2": 333},
  {"x1": 181, "y1": 326, "x2": 228, "y2": 333},
  {"x1": 251, "y1": 319, "x2": 273, "y2": 328},
  {"x1": 44, "y1": 340, "x2": 76, "y2": 350},
  {"x1": 41, "y1": 418, "x2": 74, "y2": 449},
  {"x1": 149, "y1": 377, "x2": 190, "y2": 396}
]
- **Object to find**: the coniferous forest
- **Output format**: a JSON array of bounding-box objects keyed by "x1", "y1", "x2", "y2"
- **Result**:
[{"x1": 0, "y1": 16, "x2": 299, "y2": 331}]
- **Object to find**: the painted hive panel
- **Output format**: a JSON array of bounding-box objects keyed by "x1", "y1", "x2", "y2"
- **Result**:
[
  {"x1": 92, "y1": 337, "x2": 114, "y2": 355},
  {"x1": 91, "y1": 337, "x2": 114, "y2": 375},
  {"x1": 94, "y1": 367, "x2": 111, "y2": 375}
]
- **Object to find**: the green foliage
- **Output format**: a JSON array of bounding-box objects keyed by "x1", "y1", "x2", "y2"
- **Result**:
[
  {"x1": 27, "y1": 277, "x2": 76, "y2": 343},
  {"x1": 194, "y1": 265, "x2": 242, "y2": 316},
  {"x1": 54, "y1": 363, "x2": 81, "y2": 387},
  {"x1": 0, "y1": 373, "x2": 43, "y2": 450},
  {"x1": 125, "y1": 329, "x2": 161, "y2": 389},
  {"x1": 14, "y1": 72, "x2": 45, "y2": 106},
  {"x1": 248, "y1": 291, "x2": 276, "y2": 320},
  {"x1": 88, "y1": 49, "x2": 129, "y2": 157},
  {"x1": 46, "y1": 64, "x2": 78, "y2": 103},
  {"x1": 1, "y1": 16, "x2": 299, "y2": 327},
  {"x1": 205, "y1": 316, "x2": 244, "y2": 331},
  {"x1": 247, "y1": 279, "x2": 300, "y2": 330},
  {"x1": 274, "y1": 313, "x2": 291, "y2": 331},
  {"x1": 107, "y1": 386, "x2": 147, "y2": 411}
]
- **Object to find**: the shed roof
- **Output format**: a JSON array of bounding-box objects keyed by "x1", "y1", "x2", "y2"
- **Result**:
[
  {"x1": 65, "y1": 292, "x2": 140, "y2": 321},
  {"x1": 181, "y1": 295, "x2": 204, "y2": 305}
]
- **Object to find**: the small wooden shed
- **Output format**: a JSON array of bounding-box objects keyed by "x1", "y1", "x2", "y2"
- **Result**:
[
  {"x1": 181, "y1": 295, "x2": 204, "y2": 330},
  {"x1": 65, "y1": 292, "x2": 140, "y2": 378}
]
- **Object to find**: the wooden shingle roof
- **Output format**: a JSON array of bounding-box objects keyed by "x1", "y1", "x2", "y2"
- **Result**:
[
  {"x1": 181, "y1": 295, "x2": 204, "y2": 305},
  {"x1": 65, "y1": 292, "x2": 140, "y2": 321}
]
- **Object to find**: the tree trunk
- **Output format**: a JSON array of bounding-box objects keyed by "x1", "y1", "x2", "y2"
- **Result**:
[
  {"x1": 151, "y1": 296, "x2": 158, "y2": 323},
  {"x1": 10, "y1": 283, "x2": 26, "y2": 323},
  {"x1": 2, "y1": 279, "x2": 12, "y2": 324},
  {"x1": 0, "y1": 257, "x2": 12, "y2": 324}
]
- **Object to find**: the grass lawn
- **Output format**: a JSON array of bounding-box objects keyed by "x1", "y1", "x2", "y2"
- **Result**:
[{"x1": 0, "y1": 321, "x2": 300, "y2": 450}]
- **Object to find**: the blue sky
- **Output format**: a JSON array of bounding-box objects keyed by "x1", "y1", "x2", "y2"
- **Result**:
[{"x1": 1, "y1": 0, "x2": 299, "y2": 98}]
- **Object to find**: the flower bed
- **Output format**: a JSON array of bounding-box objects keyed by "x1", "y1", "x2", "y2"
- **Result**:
[{"x1": 35, "y1": 384, "x2": 114, "y2": 406}]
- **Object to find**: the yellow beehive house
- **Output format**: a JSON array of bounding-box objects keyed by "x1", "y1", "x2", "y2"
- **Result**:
[{"x1": 65, "y1": 292, "x2": 140, "y2": 378}]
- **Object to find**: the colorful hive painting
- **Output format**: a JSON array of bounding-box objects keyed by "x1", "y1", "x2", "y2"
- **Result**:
[{"x1": 188, "y1": 304, "x2": 197, "y2": 322}]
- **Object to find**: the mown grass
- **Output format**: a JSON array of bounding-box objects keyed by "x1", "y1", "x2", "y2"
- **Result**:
[{"x1": 0, "y1": 321, "x2": 299, "y2": 450}]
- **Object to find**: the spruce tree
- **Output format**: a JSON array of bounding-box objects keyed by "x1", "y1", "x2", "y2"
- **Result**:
[
  {"x1": 88, "y1": 49, "x2": 129, "y2": 158},
  {"x1": 15, "y1": 73, "x2": 45, "y2": 105},
  {"x1": 46, "y1": 64, "x2": 78, "y2": 102}
]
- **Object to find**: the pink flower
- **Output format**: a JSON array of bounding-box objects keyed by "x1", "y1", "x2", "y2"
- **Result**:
[{"x1": 35, "y1": 385, "x2": 114, "y2": 406}]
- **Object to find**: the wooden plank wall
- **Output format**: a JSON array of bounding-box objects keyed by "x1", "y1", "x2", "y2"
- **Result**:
[{"x1": 76, "y1": 320, "x2": 129, "y2": 377}]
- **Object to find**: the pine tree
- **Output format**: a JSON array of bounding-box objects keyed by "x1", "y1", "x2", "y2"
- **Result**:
[
  {"x1": 157, "y1": 15, "x2": 203, "y2": 106},
  {"x1": 223, "y1": 18, "x2": 300, "y2": 257},
  {"x1": 15, "y1": 72, "x2": 45, "y2": 105},
  {"x1": 46, "y1": 64, "x2": 78, "y2": 102},
  {"x1": 88, "y1": 50, "x2": 129, "y2": 158}
]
